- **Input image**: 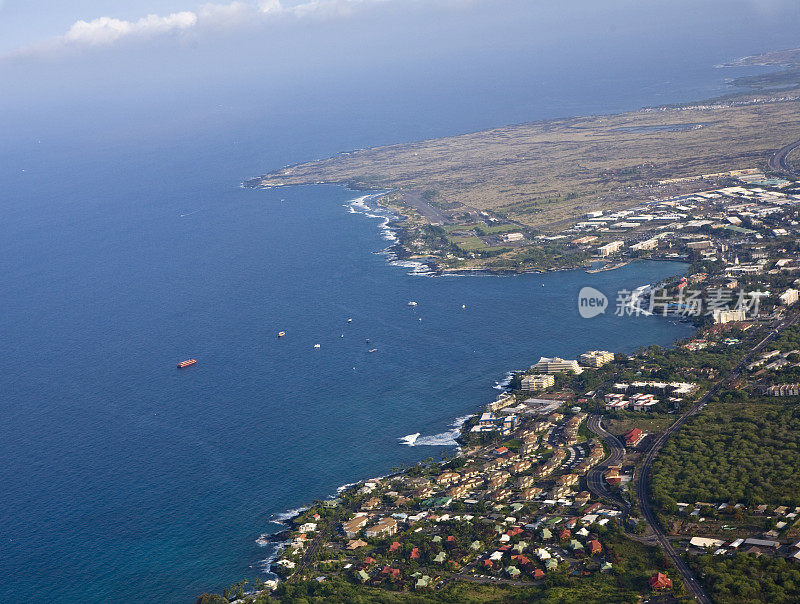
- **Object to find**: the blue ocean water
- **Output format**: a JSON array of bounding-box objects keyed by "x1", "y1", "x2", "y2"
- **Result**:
[
  {"x1": 0, "y1": 150, "x2": 692, "y2": 601},
  {"x1": 2, "y1": 3, "x2": 800, "y2": 600}
]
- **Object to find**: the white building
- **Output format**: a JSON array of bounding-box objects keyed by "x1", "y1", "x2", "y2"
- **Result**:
[
  {"x1": 502, "y1": 232, "x2": 524, "y2": 242},
  {"x1": 532, "y1": 357, "x2": 583, "y2": 375},
  {"x1": 779, "y1": 288, "x2": 799, "y2": 306},
  {"x1": 713, "y1": 309, "x2": 747, "y2": 324},
  {"x1": 521, "y1": 374, "x2": 555, "y2": 391},
  {"x1": 579, "y1": 350, "x2": 614, "y2": 368},
  {"x1": 630, "y1": 238, "x2": 659, "y2": 252},
  {"x1": 598, "y1": 241, "x2": 624, "y2": 257}
]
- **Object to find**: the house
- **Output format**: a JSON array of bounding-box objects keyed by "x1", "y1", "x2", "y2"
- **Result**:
[
  {"x1": 623, "y1": 428, "x2": 644, "y2": 447},
  {"x1": 588, "y1": 539, "x2": 602, "y2": 555},
  {"x1": 534, "y1": 568, "x2": 545, "y2": 580},
  {"x1": 433, "y1": 552, "x2": 447, "y2": 564},
  {"x1": 605, "y1": 466, "x2": 621, "y2": 485},
  {"x1": 689, "y1": 537, "x2": 725, "y2": 550},
  {"x1": 381, "y1": 565, "x2": 401, "y2": 581},
  {"x1": 410, "y1": 547, "x2": 420, "y2": 560},
  {"x1": 365, "y1": 517, "x2": 398, "y2": 538},
  {"x1": 347, "y1": 539, "x2": 368, "y2": 550},
  {"x1": 389, "y1": 541, "x2": 401, "y2": 552},
  {"x1": 436, "y1": 471, "x2": 461, "y2": 486},
  {"x1": 649, "y1": 572, "x2": 673, "y2": 590},
  {"x1": 362, "y1": 497, "x2": 381, "y2": 511},
  {"x1": 342, "y1": 515, "x2": 369, "y2": 538},
  {"x1": 355, "y1": 569, "x2": 370, "y2": 583},
  {"x1": 522, "y1": 486, "x2": 543, "y2": 500}
]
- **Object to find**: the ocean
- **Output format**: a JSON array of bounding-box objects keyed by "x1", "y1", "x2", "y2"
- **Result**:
[{"x1": 1, "y1": 3, "x2": 798, "y2": 601}]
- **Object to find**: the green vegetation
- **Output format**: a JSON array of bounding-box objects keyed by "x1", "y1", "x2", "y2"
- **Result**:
[
  {"x1": 651, "y1": 401, "x2": 800, "y2": 509},
  {"x1": 688, "y1": 553, "x2": 800, "y2": 604},
  {"x1": 260, "y1": 525, "x2": 680, "y2": 604}
]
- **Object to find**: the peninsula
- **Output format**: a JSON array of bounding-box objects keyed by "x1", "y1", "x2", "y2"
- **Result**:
[{"x1": 248, "y1": 89, "x2": 800, "y2": 274}]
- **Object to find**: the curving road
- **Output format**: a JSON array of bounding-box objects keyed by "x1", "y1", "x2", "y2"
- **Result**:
[
  {"x1": 634, "y1": 311, "x2": 800, "y2": 603},
  {"x1": 586, "y1": 415, "x2": 629, "y2": 511},
  {"x1": 768, "y1": 138, "x2": 800, "y2": 178}
]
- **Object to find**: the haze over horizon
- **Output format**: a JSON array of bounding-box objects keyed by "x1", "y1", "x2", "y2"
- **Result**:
[{"x1": 3, "y1": 0, "x2": 800, "y2": 167}]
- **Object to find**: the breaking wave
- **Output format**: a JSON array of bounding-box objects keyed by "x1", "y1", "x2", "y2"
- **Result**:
[{"x1": 399, "y1": 414, "x2": 474, "y2": 447}]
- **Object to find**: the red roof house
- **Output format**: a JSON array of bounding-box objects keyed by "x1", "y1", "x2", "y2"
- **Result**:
[
  {"x1": 588, "y1": 539, "x2": 602, "y2": 555},
  {"x1": 410, "y1": 547, "x2": 420, "y2": 560},
  {"x1": 623, "y1": 428, "x2": 643, "y2": 446},
  {"x1": 534, "y1": 568, "x2": 545, "y2": 580},
  {"x1": 389, "y1": 541, "x2": 401, "y2": 552},
  {"x1": 649, "y1": 572, "x2": 673, "y2": 590}
]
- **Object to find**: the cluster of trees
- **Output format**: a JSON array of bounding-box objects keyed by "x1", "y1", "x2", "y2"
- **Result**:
[
  {"x1": 636, "y1": 344, "x2": 739, "y2": 382},
  {"x1": 773, "y1": 325, "x2": 800, "y2": 353},
  {"x1": 688, "y1": 553, "x2": 800, "y2": 604},
  {"x1": 651, "y1": 402, "x2": 800, "y2": 509}
]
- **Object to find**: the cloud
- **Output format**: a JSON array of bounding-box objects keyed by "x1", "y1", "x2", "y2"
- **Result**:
[
  {"x1": 5, "y1": 0, "x2": 476, "y2": 58},
  {"x1": 63, "y1": 12, "x2": 198, "y2": 46}
]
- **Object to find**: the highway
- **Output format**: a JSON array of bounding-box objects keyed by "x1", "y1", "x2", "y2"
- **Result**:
[
  {"x1": 585, "y1": 415, "x2": 629, "y2": 511},
  {"x1": 633, "y1": 311, "x2": 799, "y2": 603},
  {"x1": 768, "y1": 138, "x2": 800, "y2": 178}
]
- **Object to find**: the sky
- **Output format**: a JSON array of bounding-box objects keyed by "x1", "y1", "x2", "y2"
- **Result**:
[{"x1": 2, "y1": 0, "x2": 800, "y2": 164}]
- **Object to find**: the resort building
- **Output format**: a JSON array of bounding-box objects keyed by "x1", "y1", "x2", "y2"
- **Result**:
[
  {"x1": 532, "y1": 357, "x2": 583, "y2": 375},
  {"x1": 579, "y1": 350, "x2": 614, "y2": 368},
  {"x1": 520, "y1": 374, "x2": 555, "y2": 391},
  {"x1": 486, "y1": 393, "x2": 516, "y2": 412},
  {"x1": 598, "y1": 241, "x2": 624, "y2": 257},
  {"x1": 342, "y1": 515, "x2": 370, "y2": 538},
  {"x1": 630, "y1": 238, "x2": 659, "y2": 251},
  {"x1": 766, "y1": 384, "x2": 800, "y2": 396},
  {"x1": 713, "y1": 308, "x2": 747, "y2": 324},
  {"x1": 365, "y1": 517, "x2": 398, "y2": 538}
]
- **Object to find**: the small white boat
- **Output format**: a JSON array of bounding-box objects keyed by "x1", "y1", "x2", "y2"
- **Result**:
[
  {"x1": 347, "y1": 318, "x2": 353, "y2": 323},
  {"x1": 461, "y1": 304, "x2": 466, "y2": 309},
  {"x1": 407, "y1": 301, "x2": 418, "y2": 306},
  {"x1": 314, "y1": 344, "x2": 321, "y2": 349}
]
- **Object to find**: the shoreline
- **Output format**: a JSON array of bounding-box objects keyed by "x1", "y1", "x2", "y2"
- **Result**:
[{"x1": 257, "y1": 251, "x2": 695, "y2": 582}]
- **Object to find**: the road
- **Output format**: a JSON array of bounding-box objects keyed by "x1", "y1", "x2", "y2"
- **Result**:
[
  {"x1": 633, "y1": 311, "x2": 799, "y2": 604},
  {"x1": 768, "y1": 138, "x2": 800, "y2": 178},
  {"x1": 585, "y1": 415, "x2": 629, "y2": 510}
]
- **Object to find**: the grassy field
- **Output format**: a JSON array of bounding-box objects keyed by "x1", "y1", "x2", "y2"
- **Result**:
[{"x1": 253, "y1": 90, "x2": 800, "y2": 230}]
